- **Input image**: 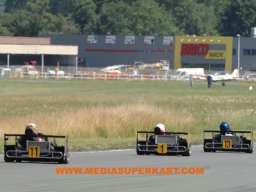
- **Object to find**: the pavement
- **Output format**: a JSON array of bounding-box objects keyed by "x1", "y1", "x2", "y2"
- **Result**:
[{"x1": 0, "y1": 145, "x2": 255, "y2": 192}]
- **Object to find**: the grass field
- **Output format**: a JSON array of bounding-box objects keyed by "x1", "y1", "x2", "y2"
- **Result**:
[{"x1": 0, "y1": 79, "x2": 256, "y2": 152}]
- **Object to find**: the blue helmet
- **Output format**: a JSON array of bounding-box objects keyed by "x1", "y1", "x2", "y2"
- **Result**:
[{"x1": 219, "y1": 122, "x2": 231, "y2": 133}]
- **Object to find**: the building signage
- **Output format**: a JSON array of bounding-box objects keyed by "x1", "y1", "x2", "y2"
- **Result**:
[
  {"x1": 181, "y1": 43, "x2": 209, "y2": 56},
  {"x1": 105, "y1": 35, "x2": 116, "y2": 44},
  {"x1": 163, "y1": 36, "x2": 173, "y2": 46},
  {"x1": 205, "y1": 50, "x2": 225, "y2": 59},
  {"x1": 144, "y1": 36, "x2": 155, "y2": 45},
  {"x1": 86, "y1": 35, "x2": 98, "y2": 44},
  {"x1": 124, "y1": 36, "x2": 135, "y2": 44}
]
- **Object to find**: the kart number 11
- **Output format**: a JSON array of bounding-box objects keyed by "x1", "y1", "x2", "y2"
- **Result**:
[
  {"x1": 28, "y1": 146, "x2": 40, "y2": 158},
  {"x1": 157, "y1": 144, "x2": 167, "y2": 154},
  {"x1": 223, "y1": 139, "x2": 232, "y2": 149}
]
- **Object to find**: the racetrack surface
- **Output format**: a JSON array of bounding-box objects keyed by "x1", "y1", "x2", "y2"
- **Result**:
[{"x1": 0, "y1": 145, "x2": 255, "y2": 192}]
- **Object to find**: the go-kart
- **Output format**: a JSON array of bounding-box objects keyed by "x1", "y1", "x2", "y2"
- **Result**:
[
  {"x1": 203, "y1": 130, "x2": 253, "y2": 153},
  {"x1": 4, "y1": 133, "x2": 69, "y2": 163},
  {"x1": 136, "y1": 131, "x2": 191, "y2": 156}
]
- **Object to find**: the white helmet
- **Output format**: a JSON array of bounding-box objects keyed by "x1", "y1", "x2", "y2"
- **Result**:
[
  {"x1": 155, "y1": 123, "x2": 166, "y2": 133},
  {"x1": 26, "y1": 123, "x2": 38, "y2": 131}
]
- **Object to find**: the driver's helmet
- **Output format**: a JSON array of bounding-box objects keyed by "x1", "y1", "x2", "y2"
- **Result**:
[
  {"x1": 154, "y1": 123, "x2": 166, "y2": 135},
  {"x1": 25, "y1": 123, "x2": 38, "y2": 134},
  {"x1": 219, "y1": 122, "x2": 231, "y2": 134}
]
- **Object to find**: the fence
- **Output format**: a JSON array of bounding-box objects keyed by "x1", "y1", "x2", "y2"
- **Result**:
[{"x1": 1, "y1": 66, "x2": 256, "y2": 82}]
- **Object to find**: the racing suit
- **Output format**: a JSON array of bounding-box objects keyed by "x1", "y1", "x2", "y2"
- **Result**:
[{"x1": 18, "y1": 129, "x2": 46, "y2": 148}]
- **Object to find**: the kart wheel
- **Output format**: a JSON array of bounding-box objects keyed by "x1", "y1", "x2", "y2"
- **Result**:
[
  {"x1": 58, "y1": 158, "x2": 69, "y2": 164},
  {"x1": 246, "y1": 147, "x2": 253, "y2": 154},
  {"x1": 203, "y1": 139, "x2": 213, "y2": 152},
  {"x1": 4, "y1": 156, "x2": 14, "y2": 162},
  {"x1": 136, "y1": 149, "x2": 144, "y2": 155},
  {"x1": 136, "y1": 143, "x2": 145, "y2": 155},
  {"x1": 183, "y1": 148, "x2": 191, "y2": 156},
  {"x1": 203, "y1": 147, "x2": 211, "y2": 152},
  {"x1": 245, "y1": 141, "x2": 253, "y2": 153}
]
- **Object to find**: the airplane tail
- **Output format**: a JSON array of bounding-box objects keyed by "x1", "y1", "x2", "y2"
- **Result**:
[{"x1": 231, "y1": 68, "x2": 239, "y2": 77}]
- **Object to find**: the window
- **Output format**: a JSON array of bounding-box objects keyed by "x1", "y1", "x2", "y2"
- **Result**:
[
  {"x1": 251, "y1": 49, "x2": 256, "y2": 55},
  {"x1": 232, "y1": 49, "x2": 236, "y2": 55},
  {"x1": 243, "y1": 49, "x2": 251, "y2": 56}
]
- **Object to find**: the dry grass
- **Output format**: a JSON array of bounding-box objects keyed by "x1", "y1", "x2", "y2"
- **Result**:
[{"x1": 0, "y1": 103, "x2": 194, "y2": 138}]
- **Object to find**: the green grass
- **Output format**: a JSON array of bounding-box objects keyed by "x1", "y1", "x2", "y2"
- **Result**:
[{"x1": 0, "y1": 79, "x2": 256, "y2": 152}]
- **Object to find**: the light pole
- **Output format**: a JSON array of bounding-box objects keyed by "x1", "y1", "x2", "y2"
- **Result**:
[{"x1": 237, "y1": 34, "x2": 240, "y2": 77}]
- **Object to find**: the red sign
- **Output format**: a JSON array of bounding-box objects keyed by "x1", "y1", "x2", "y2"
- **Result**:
[{"x1": 181, "y1": 44, "x2": 209, "y2": 56}]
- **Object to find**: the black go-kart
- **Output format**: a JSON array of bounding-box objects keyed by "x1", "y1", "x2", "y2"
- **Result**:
[
  {"x1": 4, "y1": 134, "x2": 69, "y2": 163},
  {"x1": 203, "y1": 130, "x2": 253, "y2": 153},
  {"x1": 136, "y1": 131, "x2": 191, "y2": 156}
]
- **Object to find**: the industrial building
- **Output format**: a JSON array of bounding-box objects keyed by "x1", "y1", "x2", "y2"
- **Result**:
[
  {"x1": 1, "y1": 34, "x2": 256, "y2": 74},
  {"x1": 0, "y1": 36, "x2": 78, "y2": 74},
  {"x1": 47, "y1": 34, "x2": 256, "y2": 73}
]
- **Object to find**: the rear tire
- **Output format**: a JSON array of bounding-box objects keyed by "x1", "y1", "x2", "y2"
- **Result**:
[
  {"x1": 136, "y1": 148, "x2": 144, "y2": 155},
  {"x1": 247, "y1": 148, "x2": 253, "y2": 153},
  {"x1": 136, "y1": 142, "x2": 146, "y2": 155},
  {"x1": 4, "y1": 146, "x2": 16, "y2": 162},
  {"x1": 4, "y1": 156, "x2": 14, "y2": 162},
  {"x1": 203, "y1": 139, "x2": 213, "y2": 152},
  {"x1": 247, "y1": 144, "x2": 253, "y2": 153},
  {"x1": 58, "y1": 158, "x2": 69, "y2": 164},
  {"x1": 183, "y1": 147, "x2": 191, "y2": 156}
]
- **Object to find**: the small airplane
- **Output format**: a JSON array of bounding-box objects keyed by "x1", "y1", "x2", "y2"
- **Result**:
[
  {"x1": 100, "y1": 65, "x2": 130, "y2": 74},
  {"x1": 211, "y1": 69, "x2": 239, "y2": 82}
]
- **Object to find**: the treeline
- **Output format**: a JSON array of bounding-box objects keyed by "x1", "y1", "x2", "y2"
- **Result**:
[{"x1": 0, "y1": 0, "x2": 255, "y2": 37}]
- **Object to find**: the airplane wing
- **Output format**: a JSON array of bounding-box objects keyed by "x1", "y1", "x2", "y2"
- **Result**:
[{"x1": 211, "y1": 69, "x2": 238, "y2": 82}]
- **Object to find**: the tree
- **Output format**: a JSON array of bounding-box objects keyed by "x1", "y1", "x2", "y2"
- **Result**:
[
  {"x1": 3, "y1": 0, "x2": 256, "y2": 36},
  {"x1": 132, "y1": 0, "x2": 179, "y2": 35},
  {"x1": 49, "y1": 0, "x2": 68, "y2": 15},
  {"x1": 0, "y1": 23, "x2": 12, "y2": 36},
  {"x1": 5, "y1": 0, "x2": 28, "y2": 13},
  {"x1": 97, "y1": 1, "x2": 133, "y2": 35},
  {"x1": 198, "y1": 0, "x2": 229, "y2": 33},
  {"x1": 97, "y1": 0, "x2": 179, "y2": 35},
  {"x1": 219, "y1": 0, "x2": 256, "y2": 36},
  {"x1": 2, "y1": 0, "x2": 74, "y2": 36},
  {"x1": 2, "y1": 9, "x2": 32, "y2": 36},
  {"x1": 156, "y1": 0, "x2": 218, "y2": 35},
  {"x1": 68, "y1": 0, "x2": 98, "y2": 34}
]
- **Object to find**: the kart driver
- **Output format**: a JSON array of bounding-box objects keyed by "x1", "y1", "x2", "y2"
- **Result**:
[
  {"x1": 148, "y1": 123, "x2": 166, "y2": 143},
  {"x1": 214, "y1": 121, "x2": 234, "y2": 142},
  {"x1": 18, "y1": 123, "x2": 46, "y2": 148},
  {"x1": 147, "y1": 123, "x2": 189, "y2": 151}
]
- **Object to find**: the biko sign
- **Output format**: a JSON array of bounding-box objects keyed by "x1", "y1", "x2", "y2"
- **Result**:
[{"x1": 181, "y1": 43, "x2": 225, "y2": 59}]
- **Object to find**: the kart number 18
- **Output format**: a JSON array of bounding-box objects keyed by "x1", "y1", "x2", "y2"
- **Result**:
[
  {"x1": 157, "y1": 144, "x2": 167, "y2": 154},
  {"x1": 223, "y1": 139, "x2": 232, "y2": 149},
  {"x1": 28, "y1": 146, "x2": 40, "y2": 158}
]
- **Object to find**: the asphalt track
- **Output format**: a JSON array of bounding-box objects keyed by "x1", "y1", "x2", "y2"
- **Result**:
[{"x1": 0, "y1": 145, "x2": 256, "y2": 192}]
